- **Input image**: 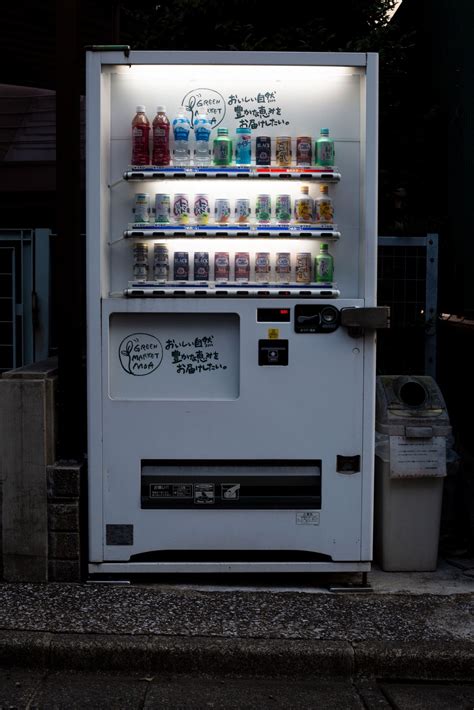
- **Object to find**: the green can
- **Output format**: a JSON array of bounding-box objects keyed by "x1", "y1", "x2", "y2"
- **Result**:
[
  {"x1": 314, "y1": 243, "x2": 334, "y2": 283},
  {"x1": 213, "y1": 127, "x2": 233, "y2": 166}
]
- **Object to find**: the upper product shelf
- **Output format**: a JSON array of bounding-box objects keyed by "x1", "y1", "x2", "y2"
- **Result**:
[{"x1": 123, "y1": 166, "x2": 342, "y2": 182}]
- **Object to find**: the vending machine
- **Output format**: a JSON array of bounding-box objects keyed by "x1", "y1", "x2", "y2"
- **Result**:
[{"x1": 86, "y1": 50, "x2": 386, "y2": 574}]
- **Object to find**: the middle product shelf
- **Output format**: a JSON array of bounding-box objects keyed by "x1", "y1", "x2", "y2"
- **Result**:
[
  {"x1": 123, "y1": 166, "x2": 342, "y2": 182},
  {"x1": 124, "y1": 224, "x2": 341, "y2": 239}
]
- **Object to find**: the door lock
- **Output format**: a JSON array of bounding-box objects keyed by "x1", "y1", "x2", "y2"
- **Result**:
[{"x1": 340, "y1": 306, "x2": 390, "y2": 338}]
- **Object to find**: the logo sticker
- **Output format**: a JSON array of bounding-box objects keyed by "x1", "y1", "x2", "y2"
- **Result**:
[
  {"x1": 194, "y1": 483, "x2": 215, "y2": 505},
  {"x1": 221, "y1": 483, "x2": 240, "y2": 501}
]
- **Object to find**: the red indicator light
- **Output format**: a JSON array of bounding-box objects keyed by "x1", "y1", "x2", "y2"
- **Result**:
[{"x1": 280, "y1": 309, "x2": 289, "y2": 314}]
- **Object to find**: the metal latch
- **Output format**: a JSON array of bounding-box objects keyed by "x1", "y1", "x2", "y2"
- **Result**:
[{"x1": 340, "y1": 307, "x2": 390, "y2": 338}]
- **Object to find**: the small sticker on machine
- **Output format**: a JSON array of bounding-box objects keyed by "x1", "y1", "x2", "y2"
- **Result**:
[
  {"x1": 194, "y1": 483, "x2": 215, "y2": 505},
  {"x1": 296, "y1": 512, "x2": 320, "y2": 526}
]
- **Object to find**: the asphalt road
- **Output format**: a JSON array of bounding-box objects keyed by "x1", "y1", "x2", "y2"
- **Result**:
[{"x1": 1, "y1": 668, "x2": 474, "y2": 709}]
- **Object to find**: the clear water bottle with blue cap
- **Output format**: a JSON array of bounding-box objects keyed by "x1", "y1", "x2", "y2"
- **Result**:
[
  {"x1": 193, "y1": 113, "x2": 212, "y2": 166},
  {"x1": 172, "y1": 107, "x2": 191, "y2": 166}
]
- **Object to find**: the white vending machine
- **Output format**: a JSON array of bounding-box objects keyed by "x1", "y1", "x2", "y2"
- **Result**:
[{"x1": 86, "y1": 50, "x2": 386, "y2": 575}]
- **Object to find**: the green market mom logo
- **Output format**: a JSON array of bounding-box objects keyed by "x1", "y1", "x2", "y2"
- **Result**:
[
  {"x1": 119, "y1": 333, "x2": 163, "y2": 376},
  {"x1": 181, "y1": 88, "x2": 226, "y2": 129}
]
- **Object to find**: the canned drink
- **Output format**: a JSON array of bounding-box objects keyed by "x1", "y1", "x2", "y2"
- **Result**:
[
  {"x1": 255, "y1": 252, "x2": 271, "y2": 283},
  {"x1": 276, "y1": 136, "x2": 292, "y2": 167},
  {"x1": 235, "y1": 127, "x2": 252, "y2": 165},
  {"x1": 214, "y1": 252, "x2": 230, "y2": 282},
  {"x1": 134, "y1": 193, "x2": 150, "y2": 223},
  {"x1": 153, "y1": 243, "x2": 169, "y2": 281},
  {"x1": 194, "y1": 251, "x2": 210, "y2": 281},
  {"x1": 214, "y1": 198, "x2": 231, "y2": 224},
  {"x1": 132, "y1": 242, "x2": 148, "y2": 281},
  {"x1": 173, "y1": 251, "x2": 189, "y2": 280},
  {"x1": 255, "y1": 194, "x2": 271, "y2": 223},
  {"x1": 154, "y1": 194, "x2": 171, "y2": 224},
  {"x1": 256, "y1": 136, "x2": 271, "y2": 166},
  {"x1": 172, "y1": 193, "x2": 190, "y2": 224},
  {"x1": 235, "y1": 252, "x2": 250, "y2": 282},
  {"x1": 296, "y1": 136, "x2": 313, "y2": 166},
  {"x1": 193, "y1": 194, "x2": 210, "y2": 225},
  {"x1": 276, "y1": 252, "x2": 291, "y2": 283},
  {"x1": 234, "y1": 198, "x2": 251, "y2": 224},
  {"x1": 275, "y1": 194, "x2": 292, "y2": 223},
  {"x1": 295, "y1": 252, "x2": 312, "y2": 284}
]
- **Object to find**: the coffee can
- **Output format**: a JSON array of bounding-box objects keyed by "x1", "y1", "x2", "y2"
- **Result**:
[
  {"x1": 134, "y1": 193, "x2": 150, "y2": 223},
  {"x1": 235, "y1": 252, "x2": 250, "y2": 282},
  {"x1": 234, "y1": 198, "x2": 251, "y2": 224},
  {"x1": 214, "y1": 198, "x2": 231, "y2": 224},
  {"x1": 214, "y1": 252, "x2": 230, "y2": 281},
  {"x1": 255, "y1": 252, "x2": 271, "y2": 283},
  {"x1": 132, "y1": 241, "x2": 148, "y2": 281},
  {"x1": 275, "y1": 136, "x2": 292, "y2": 167},
  {"x1": 153, "y1": 243, "x2": 169, "y2": 281},
  {"x1": 173, "y1": 251, "x2": 189, "y2": 280},
  {"x1": 276, "y1": 252, "x2": 291, "y2": 282},
  {"x1": 172, "y1": 193, "x2": 190, "y2": 224},
  {"x1": 193, "y1": 194, "x2": 210, "y2": 225},
  {"x1": 295, "y1": 252, "x2": 312, "y2": 284},
  {"x1": 256, "y1": 136, "x2": 271, "y2": 166},
  {"x1": 296, "y1": 136, "x2": 313, "y2": 166},
  {"x1": 154, "y1": 194, "x2": 171, "y2": 224},
  {"x1": 194, "y1": 251, "x2": 210, "y2": 281}
]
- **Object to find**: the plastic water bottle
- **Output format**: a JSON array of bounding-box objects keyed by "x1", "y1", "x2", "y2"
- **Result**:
[
  {"x1": 172, "y1": 107, "x2": 191, "y2": 166},
  {"x1": 193, "y1": 113, "x2": 212, "y2": 166}
]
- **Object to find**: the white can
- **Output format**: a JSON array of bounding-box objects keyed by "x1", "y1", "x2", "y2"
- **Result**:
[
  {"x1": 214, "y1": 198, "x2": 231, "y2": 224},
  {"x1": 133, "y1": 193, "x2": 150, "y2": 223},
  {"x1": 234, "y1": 198, "x2": 251, "y2": 224},
  {"x1": 154, "y1": 194, "x2": 171, "y2": 224},
  {"x1": 172, "y1": 193, "x2": 190, "y2": 224},
  {"x1": 193, "y1": 194, "x2": 211, "y2": 225}
]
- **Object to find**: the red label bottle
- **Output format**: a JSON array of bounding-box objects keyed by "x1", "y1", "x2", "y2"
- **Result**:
[
  {"x1": 152, "y1": 105, "x2": 171, "y2": 166},
  {"x1": 131, "y1": 105, "x2": 150, "y2": 166}
]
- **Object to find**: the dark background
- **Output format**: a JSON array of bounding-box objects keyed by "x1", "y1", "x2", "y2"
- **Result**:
[{"x1": 0, "y1": 0, "x2": 472, "y2": 550}]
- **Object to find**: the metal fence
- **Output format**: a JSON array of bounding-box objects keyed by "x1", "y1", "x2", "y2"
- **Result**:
[
  {"x1": 377, "y1": 234, "x2": 438, "y2": 378},
  {"x1": 0, "y1": 229, "x2": 51, "y2": 372}
]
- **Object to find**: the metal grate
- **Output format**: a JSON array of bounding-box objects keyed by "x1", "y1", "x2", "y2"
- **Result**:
[
  {"x1": 377, "y1": 235, "x2": 438, "y2": 377},
  {"x1": 0, "y1": 229, "x2": 52, "y2": 372},
  {"x1": 0, "y1": 247, "x2": 16, "y2": 371}
]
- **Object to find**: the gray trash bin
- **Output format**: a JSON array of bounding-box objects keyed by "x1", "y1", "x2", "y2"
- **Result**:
[{"x1": 374, "y1": 375, "x2": 451, "y2": 572}]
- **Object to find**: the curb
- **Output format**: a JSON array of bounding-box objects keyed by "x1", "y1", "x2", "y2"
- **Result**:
[{"x1": 0, "y1": 631, "x2": 473, "y2": 680}]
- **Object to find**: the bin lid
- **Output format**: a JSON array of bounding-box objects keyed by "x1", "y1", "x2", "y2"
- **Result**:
[{"x1": 376, "y1": 375, "x2": 451, "y2": 436}]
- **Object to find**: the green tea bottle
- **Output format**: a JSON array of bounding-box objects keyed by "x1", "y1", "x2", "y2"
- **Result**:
[
  {"x1": 315, "y1": 128, "x2": 335, "y2": 167},
  {"x1": 213, "y1": 127, "x2": 233, "y2": 166},
  {"x1": 314, "y1": 243, "x2": 334, "y2": 283}
]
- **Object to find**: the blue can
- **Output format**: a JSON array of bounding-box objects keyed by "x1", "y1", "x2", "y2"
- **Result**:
[{"x1": 235, "y1": 127, "x2": 252, "y2": 165}]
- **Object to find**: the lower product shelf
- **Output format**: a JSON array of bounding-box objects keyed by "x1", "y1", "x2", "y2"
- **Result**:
[{"x1": 123, "y1": 281, "x2": 339, "y2": 298}]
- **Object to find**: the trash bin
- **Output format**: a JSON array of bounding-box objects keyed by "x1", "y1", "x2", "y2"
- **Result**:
[{"x1": 374, "y1": 375, "x2": 451, "y2": 571}]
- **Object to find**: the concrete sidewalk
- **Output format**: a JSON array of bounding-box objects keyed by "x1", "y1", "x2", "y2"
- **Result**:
[{"x1": 0, "y1": 560, "x2": 472, "y2": 681}]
